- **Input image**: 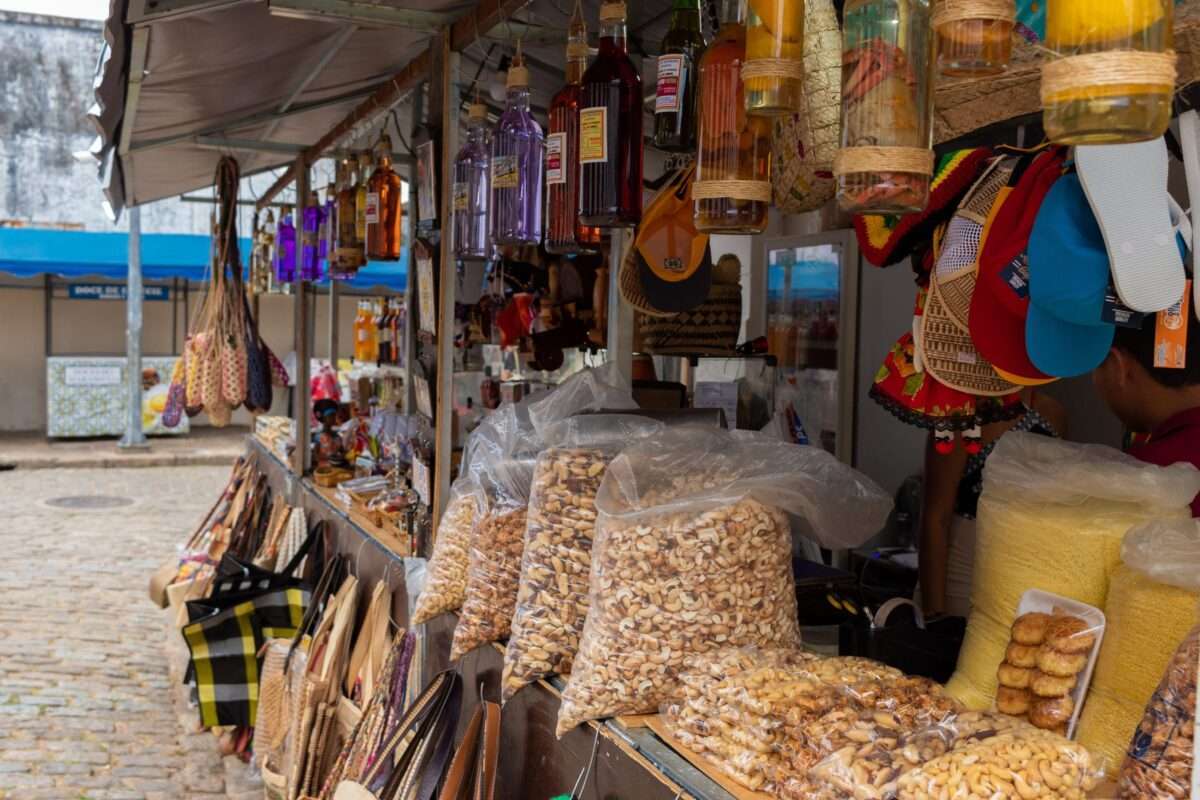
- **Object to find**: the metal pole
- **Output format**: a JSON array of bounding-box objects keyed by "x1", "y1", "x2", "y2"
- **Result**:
[
  {"x1": 403, "y1": 164, "x2": 416, "y2": 416},
  {"x1": 328, "y1": 279, "x2": 341, "y2": 366},
  {"x1": 606, "y1": 228, "x2": 634, "y2": 388},
  {"x1": 119, "y1": 206, "x2": 149, "y2": 449},
  {"x1": 294, "y1": 161, "x2": 312, "y2": 476}
]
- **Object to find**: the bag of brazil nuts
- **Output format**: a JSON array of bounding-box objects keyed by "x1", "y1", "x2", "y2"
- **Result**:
[
  {"x1": 556, "y1": 428, "x2": 892, "y2": 736},
  {"x1": 450, "y1": 367, "x2": 637, "y2": 661},
  {"x1": 501, "y1": 414, "x2": 667, "y2": 701}
]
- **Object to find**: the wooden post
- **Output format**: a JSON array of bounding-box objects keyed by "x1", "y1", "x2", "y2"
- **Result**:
[{"x1": 431, "y1": 30, "x2": 459, "y2": 528}]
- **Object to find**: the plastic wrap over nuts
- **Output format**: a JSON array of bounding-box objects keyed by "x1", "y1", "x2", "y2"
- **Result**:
[
  {"x1": 556, "y1": 431, "x2": 891, "y2": 736},
  {"x1": 410, "y1": 487, "x2": 477, "y2": 624},
  {"x1": 1118, "y1": 621, "x2": 1198, "y2": 799},
  {"x1": 449, "y1": 505, "x2": 528, "y2": 661},
  {"x1": 502, "y1": 416, "x2": 665, "y2": 701},
  {"x1": 895, "y1": 729, "x2": 1102, "y2": 799}
]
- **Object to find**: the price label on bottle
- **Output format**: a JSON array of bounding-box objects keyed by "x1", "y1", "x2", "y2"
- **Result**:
[
  {"x1": 546, "y1": 133, "x2": 566, "y2": 185},
  {"x1": 579, "y1": 107, "x2": 608, "y2": 164},
  {"x1": 452, "y1": 182, "x2": 469, "y2": 211},
  {"x1": 655, "y1": 54, "x2": 684, "y2": 114},
  {"x1": 364, "y1": 193, "x2": 380, "y2": 224},
  {"x1": 492, "y1": 155, "x2": 520, "y2": 189}
]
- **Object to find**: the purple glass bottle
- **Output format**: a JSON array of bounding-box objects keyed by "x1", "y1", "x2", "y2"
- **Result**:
[
  {"x1": 453, "y1": 103, "x2": 491, "y2": 260},
  {"x1": 490, "y1": 53, "x2": 544, "y2": 247},
  {"x1": 300, "y1": 191, "x2": 322, "y2": 281},
  {"x1": 274, "y1": 208, "x2": 296, "y2": 283}
]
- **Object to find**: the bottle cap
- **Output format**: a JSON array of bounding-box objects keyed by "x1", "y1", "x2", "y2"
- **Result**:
[
  {"x1": 468, "y1": 103, "x2": 488, "y2": 121},
  {"x1": 506, "y1": 62, "x2": 530, "y2": 89},
  {"x1": 375, "y1": 134, "x2": 393, "y2": 153},
  {"x1": 599, "y1": 1, "x2": 626, "y2": 22}
]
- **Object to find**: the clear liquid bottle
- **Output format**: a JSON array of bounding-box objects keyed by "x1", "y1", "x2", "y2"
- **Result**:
[
  {"x1": 491, "y1": 50, "x2": 545, "y2": 247},
  {"x1": 744, "y1": 0, "x2": 804, "y2": 115},
  {"x1": 653, "y1": 0, "x2": 705, "y2": 151},
  {"x1": 579, "y1": 1, "x2": 644, "y2": 228},
  {"x1": 547, "y1": 5, "x2": 603, "y2": 254},
  {"x1": 453, "y1": 103, "x2": 492, "y2": 260}
]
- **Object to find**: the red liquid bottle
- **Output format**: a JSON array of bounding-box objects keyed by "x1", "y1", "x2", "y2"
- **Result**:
[
  {"x1": 547, "y1": 3, "x2": 602, "y2": 254},
  {"x1": 579, "y1": 0, "x2": 643, "y2": 228}
]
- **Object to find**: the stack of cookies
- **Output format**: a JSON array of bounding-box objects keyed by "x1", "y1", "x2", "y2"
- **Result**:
[{"x1": 995, "y1": 611, "x2": 1096, "y2": 734}]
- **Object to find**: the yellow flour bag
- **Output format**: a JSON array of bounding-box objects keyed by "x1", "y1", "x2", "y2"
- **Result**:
[
  {"x1": 945, "y1": 434, "x2": 1200, "y2": 710},
  {"x1": 1078, "y1": 521, "x2": 1200, "y2": 776}
]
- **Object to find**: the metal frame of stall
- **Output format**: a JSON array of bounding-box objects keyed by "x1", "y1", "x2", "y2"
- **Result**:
[{"x1": 251, "y1": 2, "x2": 635, "y2": 527}]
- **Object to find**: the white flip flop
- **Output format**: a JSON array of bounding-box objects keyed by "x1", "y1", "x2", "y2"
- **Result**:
[
  {"x1": 1076, "y1": 138, "x2": 1186, "y2": 314},
  {"x1": 1177, "y1": 110, "x2": 1200, "y2": 321}
]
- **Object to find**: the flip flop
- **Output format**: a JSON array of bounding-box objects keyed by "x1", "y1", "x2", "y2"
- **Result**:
[
  {"x1": 1176, "y1": 110, "x2": 1200, "y2": 321},
  {"x1": 1076, "y1": 138, "x2": 1186, "y2": 314}
]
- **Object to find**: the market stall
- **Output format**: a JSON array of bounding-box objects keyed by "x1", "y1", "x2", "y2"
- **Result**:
[{"x1": 105, "y1": 0, "x2": 1200, "y2": 797}]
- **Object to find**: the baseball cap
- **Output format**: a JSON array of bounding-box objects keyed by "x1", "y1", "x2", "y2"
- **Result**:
[
  {"x1": 1026, "y1": 173, "x2": 1115, "y2": 377},
  {"x1": 635, "y1": 166, "x2": 711, "y2": 313},
  {"x1": 970, "y1": 147, "x2": 1068, "y2": 383}
]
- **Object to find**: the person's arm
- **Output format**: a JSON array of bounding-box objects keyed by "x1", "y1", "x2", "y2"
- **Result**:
[{"x1": 919, "y1": 432, "x2": 969, "y2": 617}]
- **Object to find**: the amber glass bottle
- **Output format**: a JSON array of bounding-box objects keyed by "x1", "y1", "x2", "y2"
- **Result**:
[
  {"x1": 579, "y1": 1, "x2": 644, "y2": 228},
  {"x1": 335, "y1": 157, "x2": 364, "y2": 276},
  {"x1": 366, "y1": 135, "x2": 403, "y2": 261},
  {"x1": 694, "y1": 0, "x2": 771, "y2": 233},
  {"x1": 547, "y1": 5, "x2": 602, "y2": 254}
]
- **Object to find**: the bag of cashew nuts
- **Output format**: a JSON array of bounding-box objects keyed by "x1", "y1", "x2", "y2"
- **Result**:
[
  {"x1": 895, "y1": 727, "x2": 1102, "y2": 799},
  {"x1": 556, "y1": 429, "x2": 892, "y2": 735},
  {"x1": 501, "y1": 414, "x2": 665, "y2": 701}
]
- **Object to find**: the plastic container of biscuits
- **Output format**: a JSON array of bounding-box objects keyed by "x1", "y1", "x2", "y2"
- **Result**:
[{"x1": 1009, "y1": 589, "x2": 1106, "y2": 739}]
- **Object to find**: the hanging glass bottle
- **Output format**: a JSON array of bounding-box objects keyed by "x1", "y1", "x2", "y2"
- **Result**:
[
  {"x1": 694, "y1": 0, "x2": 772, "y2": 234},
  {"x1": 355, "y1": 152, "x2": 371, "y2": 249},
  {"x1": 366, "y1": 135, "x2": 403, "y2": 261},
  {"x1": 319, "y1": 180, "x2": 336, "y2": 277},
  {"x1": 548, "y1": 3, "x2": 602, "y2": 254},
  {"x1": 274, "y1": 206, "x2": 295, "y2": 283},
  {"x1": 491, "y1": 47, "x2": 544, "y2": 247},
  {"x1": 579, "y1": 1, "x2": 643, "y2": 228},
  {"x1": 333, "y1": 157, "x2": 364, "y2": 279},
  {"x1": 300, "y1": 191, "x2": 322, "y2": 281},
  {"x1": 453, "y1": 103, "x2": 492, "y2": 260},
  {"x1": 932, "y1": 0, "x2": 1015, "y2": 76},
  {"x1": 743, "y1": 0, "x2": 804, "y2": 115},
  {"x1": 835, "y1": 0, "x2": 935, "y2": 214},
  {"x1": 653, "y1": 0, "x2": 706, "y2": 150},
  {"x1": 1042, "y1": 0, "x2": 1174, "y2": 145}
]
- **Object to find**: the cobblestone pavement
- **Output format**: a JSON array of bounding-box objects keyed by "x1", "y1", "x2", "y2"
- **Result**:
[{"x1": 0, "y1": 465, "x2": 265, "y2": 800}]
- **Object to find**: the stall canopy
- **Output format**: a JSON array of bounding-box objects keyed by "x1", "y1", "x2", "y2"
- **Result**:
[
  {"x1": 0, "y1": 227, "x2": 406, "y2": 291},
  {"x1": 89, "y1": 0, "x2": 680, "y2": 218}
]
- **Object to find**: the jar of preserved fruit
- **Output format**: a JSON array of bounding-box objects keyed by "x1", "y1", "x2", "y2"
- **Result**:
[
  {"x1": 743, "y1": 0, "x2": 804, "y2": 115},
  {"x1": 1042, "y1": 0, "x2": 1175, "y2": 145},
  {"x1": 835, "y1": 0, "x2": 935, "y2": 214},
  {"x1": 932, "y1": 0, "x2": 1014, "y2": 77}
]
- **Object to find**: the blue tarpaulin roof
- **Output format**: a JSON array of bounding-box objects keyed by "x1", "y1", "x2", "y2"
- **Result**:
[{"x1": 0, "y1": 228, "x2": 406, "y2": 292}]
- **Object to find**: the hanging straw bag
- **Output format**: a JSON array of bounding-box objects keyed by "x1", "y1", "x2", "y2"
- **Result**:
[{"x1": 771, "y1": 0, "x2": 841, "y2": 214}]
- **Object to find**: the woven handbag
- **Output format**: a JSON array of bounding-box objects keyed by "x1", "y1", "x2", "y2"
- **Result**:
[
  {"x1": 639, "y1": 282, "x2": 742, "y2": 356},
  {"x1": 771, "y1": 0, "x2": 841, "y2": 214}
]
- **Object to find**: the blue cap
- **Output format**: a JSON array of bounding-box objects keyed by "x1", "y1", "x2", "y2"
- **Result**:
[{"x1": 1026, "y1": 173, "x2": 1115, "y2": 377}]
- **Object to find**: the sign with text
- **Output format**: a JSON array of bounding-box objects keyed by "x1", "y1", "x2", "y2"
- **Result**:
[{"x1": 69, "y1": 284, "x2": 170, "y2": 301}]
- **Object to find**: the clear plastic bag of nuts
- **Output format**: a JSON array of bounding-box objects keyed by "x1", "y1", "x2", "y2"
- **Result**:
[
  {"x1": 501, "y1": 415, "x2": 665, "y2": 701},
  {"x1": 1118, "y1": 621, "x2": 1198, "y2": 799},
  {"x1": 895, "y1": 727, "x2": 1102, "y2": 800},
  {"x1": 557, "y1": 430, "x2": 892, "y2": 736},
  {"x1": 409, "y1": 483, "x2": 479, "y2": 624}
]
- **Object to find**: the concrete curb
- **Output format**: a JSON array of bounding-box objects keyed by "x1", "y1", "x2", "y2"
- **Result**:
[{"x1": 0, "y1": 451, "x2": 240, "y2": 471}]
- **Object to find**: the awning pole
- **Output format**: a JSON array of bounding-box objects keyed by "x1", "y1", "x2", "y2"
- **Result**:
[
  {"x1": 294, "y1": 161, "x2": 312, "y2": 477},
  {"x1": 118, "y1": 206, "x2": 149, "y2": 449}
]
